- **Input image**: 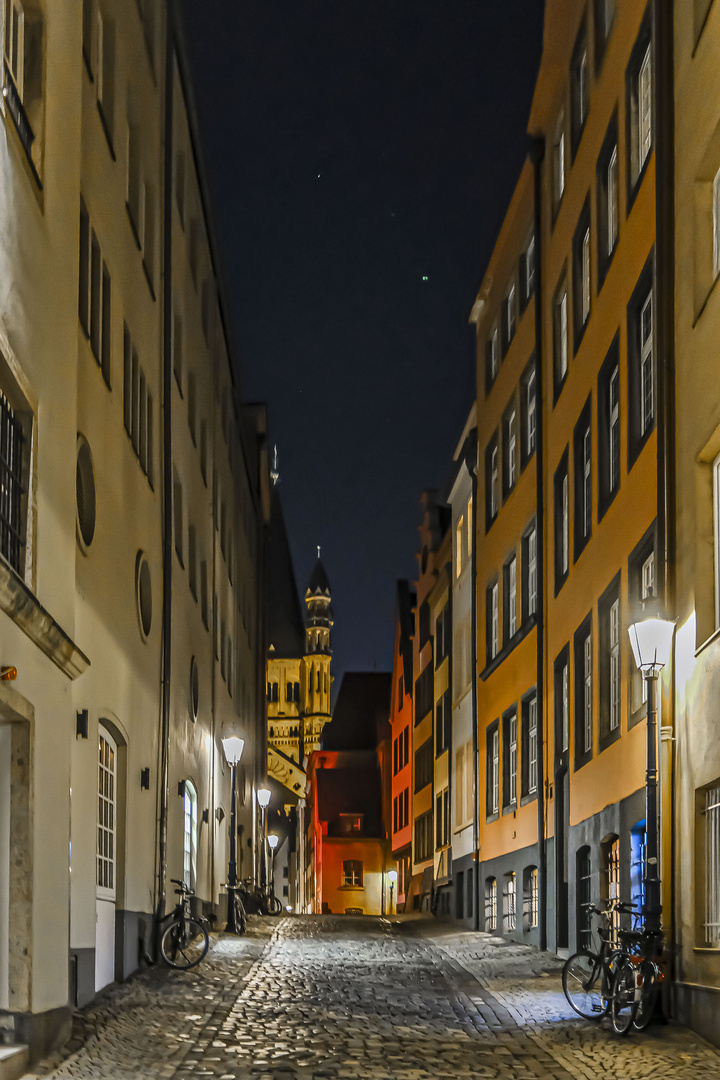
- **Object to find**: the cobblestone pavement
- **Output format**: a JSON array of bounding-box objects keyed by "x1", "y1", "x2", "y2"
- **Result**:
[{"x1": 24, "y1": 915, "x2": 720, "y2": 1080}]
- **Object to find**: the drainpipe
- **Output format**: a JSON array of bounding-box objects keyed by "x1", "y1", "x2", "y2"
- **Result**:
[
  {"x1": 155, "y1": 1, "x2": 175, "y2": 947},
  {"x1": 469, "y1": 431, "x2": 480, "y2": 931},
  {"x1": 653, "y1": 0, "x2": 676, "y2": 971},
  {"x1": 529, "y1": 133, "x2": 547, "y2": 952}
]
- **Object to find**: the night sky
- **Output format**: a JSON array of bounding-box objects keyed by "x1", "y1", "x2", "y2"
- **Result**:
[{"x1": 178, "y1": 1, "x2": 545, "y2": 690}]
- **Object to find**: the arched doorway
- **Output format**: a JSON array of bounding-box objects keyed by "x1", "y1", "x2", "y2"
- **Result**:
[{"x1": 95, "y1": 725, "x2": 117, "y2": 991}]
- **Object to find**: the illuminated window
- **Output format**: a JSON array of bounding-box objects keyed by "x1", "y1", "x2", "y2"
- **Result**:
[
  {"x1": 183, "y1": 779, "x2": 198, "y2": 890},
  {"x1": 701, "y1": 784, "x2": 720, "y2": 946},
  {"x1": 342, "y1": 859, "x2": 362, "y2": 887},
  {"x1": 488, "y1": 724, "x2": 500, "y2": 816},
  {"x1": 97, "y1": 728, "x2": 117, "y2": 896},
  {"x1": 505, "y1": 872, "x2": 517, "y2": 931},
  {"x1": 553, "y1": 114, "x2": 565, "y2": 210},
  {"x1": 456, "y1": 515, "x2": 464, "y2": 577}
]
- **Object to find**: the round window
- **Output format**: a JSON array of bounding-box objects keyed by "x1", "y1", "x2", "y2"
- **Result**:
[
  {"x1": 136, "y1": 552, "x2": 152, "y2": 639},
  {"x1": 76, "y1": 438, "x2": 97, "y2": 549},
  {"x1": 190, "y1": 656, "x2": 199, "y2": 721}
]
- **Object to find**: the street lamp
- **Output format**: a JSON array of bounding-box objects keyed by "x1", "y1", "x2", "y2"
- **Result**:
[
  {"x1": 221, "y1": 736, "x2": 245, "y2": 933},
  {"x1": 256, "y1": 787, "x2": 272, "y2": 889},
  {"x1": 628, "y1": 604, "x2": 675, "y2": 934},
  {"x1": 388, "y1": 869, "x2": 398, "y2": 915},
  {"x1": 268, "y1": 833, "x2": 279, "y2": 896}
]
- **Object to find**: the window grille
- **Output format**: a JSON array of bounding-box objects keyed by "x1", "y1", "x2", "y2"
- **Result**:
[
  {"x1": 0, "y1": 389, "x2": 25, "y2": 574},
  {"x1": 505, "y1": 873, "x2": 517, "y2": 930},
  {"x1": 528, "y1": 528, "x2": 537, "y2": 617},
  {"x1": 577, "y1": 848, "x2": 592, "y2": 949},
  {"x1": 508, "y1": 712, "x2": 517, "y2": 806},
  {"x1": 609, "y1": 598, "x2": 620, "y2": 730},
  {"x1": 528, "y1": 867, "x2": 539, "y2": 928},
  {"x1": 486, "y1": 878, "x2": 497, "y2": 931},
  {"x1": 97, "y1": 730, "x2": 116, "y2": 894},
  {"x1": 704, "y1": 786, "x2": 720, "y2": 947},
  {"x1": 528, "y1": 696, "x2": 538, "y2": 794},
  {"x1": 640, "y1": 293, "x2": 653, "y2": 435}
]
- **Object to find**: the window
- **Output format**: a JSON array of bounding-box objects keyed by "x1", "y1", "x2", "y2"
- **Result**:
[
  {"x1": 487, "y1": 722, "x2": 500, "y2": 817},
  {"x1": 486, "y1": 580, "x2": 499, "y2": 663},
  {"x1": 715, "y1": 452, "x2": 720, "y2": 631},
  {"x1": 200, "y1": 561, "x2": 209, "y2": 629},
  {"x1": 3, "y1": 0, "x2": 44, "y2": 180},
  {"x1": 454, "y1": 740, "x2": 474, "y2": 828},
  {"x1": 466, "y1": 496, "x2": 473, "y2": 558},
  {"x1": 175, "y1": 149, "x2": 186, "y2": 225},
  {"x1": 553, "y1": 276, "x2": 569, "y2": 396},
  {"x1": 414, "y1": 810, "x2": 433, "y2": 862},
  {"x1": 520, "y1": 234, "x2": 535, "y2": 309},
  {"x1": 628, "y1": 21, "x2": 653, "y2": 195},
  {"x1": 342, "y1": 860, "x2": 363, "y2": 887},
  {"x1": 96, "y1": 8, "x2": 116, "y2": 150},
  {"x1": 0, "y1": 383, "x2": 30, "y2": 577},
  {"x1": 456, "y1": 515, "x2": 464, "y2": 577},
  {"x1": 601, "y1": 836, "x2": 621, "y2": 941},
  {"x1": 172, "y1": 304, "x2": 183, "y2": 391},
  {"x1": 435, "y1": 688, "x2": 451, "y2": 756},
  {"x1": 553, "y1": 114, "x2": 566, "y2": 211},
  {"x1": 522, "y1": 525, "x2": 537, "y2": 622},
  {"x1": 435, "y1": 788, "x2": 450, "y2": 848},
  {"x1": 183, "y1": 779, "x2": 198, "y2": 890},
  {"x1": 701, "y1": 783, "x2": 720, "y2": 946},
  {"x1": 504, "y1": 556, "x2": 517, "y2": 641},
  {"x1": 570, "y1": 20, "x2": 589, "y2": 158},
  {"x1": 78, "y1": 202, "x2": 112, "y2": 385},
  {"x1": 505, "y1": 872, "x2": 517, "y2": 931},
  {"x1": 597, "y1": 335, "x2": 621, "y2": 519},
  {"x1": 576, "y1": 847, "x2": 592, "y2": 950},
  {"x1": 5, "y1": 0, "x2": 24, "y2": 95},
  {"x1": 554, "y1": 448, "x2": 570, "y2": 592},
  {"x1": 414, "y1": 737, "x2": 433, "y2": 793},
  {"x1": 485, "y1": 323, "x2": 499, "y2": 392},
  {"x1": 713, "y1": 165, "x2": 720, "y2": 281},
  {"x1": 594, "y1": 0, "x2": 615, "y2": 66},
  {"x1": 123, "y1": 326, "x2": 154, "y2": 486},
  {"x1": 97, "y1": 727, "x2": 117, "y2": 896},
  {"x1": 173, "y1": 475, "x2": 183, "y2": 564},
  {"x1": 630, "y1": 821, "x2": 647, "y2": 916},
  {"x1": 415, "y1": 665, "x2": 433, "y2": 724},
  {"x1": 339, "y1": 813, "x2": 363, "y2": 835},
  {"x1": 554, "y1": 645, "x2": 570, "y2": 761},
  {"x1": 573, "y1": 199, "x2": 592, "y2": 346},
  {"x1": 503, "y1": 401, "x2": 518, "y2": 498},
  {"x1": 573, "y1": 398, "x2": 592, "y2": 559},
  {"x1": 520, "y1": 358, "x2": 537, "y2": 467},
  {"x1": 597, "y1": 114, "x2": 619, "y2": 286},
  {"x1": 503, "y1": 708, "x2": 517, "y2": 809},
  {"x1": 485, "y1": 434, "x2": 499, "y2": 529},
  {"x1": 502, "y1": 283, "x2": 517, "y2": 356},
  {"x1": 142, "y1": 181, "x2": 156, "y2": 292},
  {"x1": 574, "y1": 613, "x2": 593, "y2": 768},
  {"x1": 524, "y1": 866, "x2": 539, "y2": 930},
  {"x1": 627, "y1": 257, "x2": 655, "y2": 465},
  {"x1": 521, "y1": 692, "x2": 538, "y2": 799},
  {"x1": 485, "y1": 877, "x2": 498, "y2": 931},
  {"x1": 599, "y1": 574, "x2": 621, "y2": 749}
]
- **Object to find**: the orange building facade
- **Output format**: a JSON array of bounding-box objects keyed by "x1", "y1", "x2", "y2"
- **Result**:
[{"x1": 389, "y1": 580, "x2": 415, "y2": 910}]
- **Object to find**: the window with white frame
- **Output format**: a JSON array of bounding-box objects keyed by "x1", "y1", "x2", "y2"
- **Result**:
[
  {"x1": 526, "y1": 367, "x2": 536, "y2": 458},
  {"x1": 505, "y1": 872, "x2": 517, "y2": 931},
  {"x1": 97, "y1": 727, "x2": 117, "y2": 896},
  {"x1": 528, "y1": 866, "x2": 539, "y2": 928},
  {"x1": 610, "y1": 598, "x2": 620, "y2": 731},
  {"x1": 562, "y1": 473, "x2": 569, "y2": 573},
  {"x1": 4, "y1": 0, "x2": 24, "y2": 96},
  {"x1": 486, "y1": 877, "x2": 498, "y2": 931},
  {"x1": 554, "y1": 282, "x2": 568, "y2": 392},
  {"x1": 486, "y1": 436, "x2": 500, "y2": 529},
  {"x1": 527, "y1": 527, "x2": 537, "y2": 618},
  {"x1": 562, "y1": 659, "x2": 570, "y2": 753},
  {"x1": 584, "y1": 635, "x2": 592, "y2": 752},
  {"x1": 466, "y1": 497, "x2": 473, "y2": 559},
  {"x1": 342, "y1": 859, "x2": 363, "y2": 887},
  {"x1": 638, "y1": 45, "x2": 652, "y2": 172},
  {"x1": 629, "y1": 28, "x2": 652, "y2": 188},
  {"x1": 489, "y1": 725, "x2": 500, "y2": 815},
  {"x1": 554, "y1": 449, "x2": 570, "y2": 590},
  {"x1": 489, "y1": 581, "x2": 499, "y2": 661},
  {"x1": 553, "y1": 115, "x2": 566, "y2": 209},
  {"x1": 702, "y1": 784, "x2": 720, "y2": 947},
  {"x1": 486, "y1": 324, "x2": 499, "y2": 389},
  {"x1": 713, "y1": 166, "x2": 720, "y2": 280},
  {"x1": 528, "y1": 695, "x2": 538, "y2": 794},
  {"x1": 507, "y1": 556, "x2": 517, "y2": 639},
  {"x1": 507, "y1": 711, "x2": 517, "y2": 806},
  {"x1": 639, "y1": 292, "x2": 654, "y2": 436},
  {"x1": 503, "y1": 284, "x2": 517, "y2": 353},
  {"x1": 608, "y1": 146, "x2": 618, "y2": 254},
  {"x1": 503, "y1": 401, "x2": 518, "y2": 497},
  {"x1": 456, "y1": 515, "x2": 463, "y2": 578},
  {"x1": 609, "y1": 366, "x2": 620, "y2": 491},
  {"x1": 183, "y1": 779, "x2": 198, "y2": 889},
  {"x1": 582, "y1": 227, "x2": 591, "y2": 323}
]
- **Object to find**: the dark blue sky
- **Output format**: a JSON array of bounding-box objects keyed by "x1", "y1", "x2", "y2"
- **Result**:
[{"x1": 179, "y1": 0, "x2": 544, "y2": 688}]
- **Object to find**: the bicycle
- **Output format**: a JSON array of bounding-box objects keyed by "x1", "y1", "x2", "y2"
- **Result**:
[
  {"x1": 223, "y1": 882, "x2": 248, "y2": 934},
  {"x1": 239, "y1": 878, "x2": 282, "y2": 916},
  {"x1": 561, "y1": 900, "x2": 637, "y2": 1019},
  {"x1": 609, "y1": 925, "x2": 664, "y2": 1035},
  {"x1": 158, "y1": 879, "x2": 210, "y2": 969}
]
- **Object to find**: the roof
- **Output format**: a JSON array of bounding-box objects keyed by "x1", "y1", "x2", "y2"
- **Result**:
[
  {"x1": 322, "y1": 672, "x2": 392, "y2": 751},
  {"x1": 315, "y1": 766, "x2": 383, "y2": 835},
  {"x1": 265, "y1": 488, "x2": 305, "y2": 658},
  {"x1": 306, "y1": 557, "x2": 332, "y2": 597}
]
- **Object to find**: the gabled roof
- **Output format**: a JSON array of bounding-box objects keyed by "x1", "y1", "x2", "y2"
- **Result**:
[
  {"x1": 265, "y1": 488, "x2": 305, "y2": 658},
  {"x1": 322, "y1": 671, "x2": 392, "y2": 751}
]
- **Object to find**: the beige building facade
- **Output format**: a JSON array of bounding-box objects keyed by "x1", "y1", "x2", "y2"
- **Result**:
[{"x1": 0, "y1": 0, "x2": 269, "y2": 1063}]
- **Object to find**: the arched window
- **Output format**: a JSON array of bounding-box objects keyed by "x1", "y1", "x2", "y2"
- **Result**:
[
  {"x1": 183, "y1": 780, "x2": 198, "y2": 889},
  {"x1": 600, "y1": 834, "x2": 621, "y2": 941},
  {"x1": 485, "y1": 876, "x2": 497, "y2": 931},
  {"x1": 576, "y1": 846, "x2": 592, "y2": 949}
]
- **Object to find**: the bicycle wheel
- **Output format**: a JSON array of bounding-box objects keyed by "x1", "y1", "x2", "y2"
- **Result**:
[
  {"x1": 267, "y1": 894, "x2": 283, "y2": 916},
  {"x1": 610, "y1": 957, "x2": 637, "y2": 1035},
  {"x1": 160, "y1": 917, "x2": 209, "y2": 969},
  {"x1": 633, "y1": 959, "x2": 660, "y2": 1031},
  {"x1": 234, "y1": 894, "x2": 247, "y2": 935},
  {"x1": 562, "y1": 951, "x2": 607, "y2": 1019}
]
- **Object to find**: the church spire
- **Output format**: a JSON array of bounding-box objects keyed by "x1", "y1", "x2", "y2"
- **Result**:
[{"x1": 305, "y1": 552, "x2": 333, "y2": 655}]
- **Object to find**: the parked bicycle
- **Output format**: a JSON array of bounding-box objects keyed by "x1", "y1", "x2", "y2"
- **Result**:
[
  {"x1": 561, "y1": 900, "x2": 638, "y2": 1019},
  {"x1": 158, "y1": 879, "x2": 210, "y2": 969},
  {"x1": 239, "y1": 877, "x2": 282, "y2": 916},
  {"x1": 609, "y1": 924, "x2": 664, "y2": 1035},
  {"x1": 223, "y1": 882, "x2": 248, "y2": 934}
]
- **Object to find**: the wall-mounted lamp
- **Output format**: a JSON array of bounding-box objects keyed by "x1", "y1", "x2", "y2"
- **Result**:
[
  {"x1": 76, "y1": 709, "x2": 89, "y2": 740},
  {"x1": 1, "y1": 666, "x2": 17, "y2": 682},
  {"x1": 202, "y1": 808, "x2": 209, "y2": 824},
  {"x1": 140, "y1": 767, "x2": 150, "y2": 790}
]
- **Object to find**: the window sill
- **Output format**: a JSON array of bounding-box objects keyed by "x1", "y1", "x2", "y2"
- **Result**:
[
  {"x1": 96, "y1": 101, "x2": 116, "y2": 162},
  {"x1": 0, "y1": 556, "x2": 90, "y2": 680},
  {"x1": 480, "y1": 614, "x2": 537, "y2": 681},
  {"x1": 627, "y1": 149, "x2": 652, "y2": 216},
  {"x1": 338, "y1": 885, "x2": 364, "y2": 892},
  {"x1": 695, "y1": 623, "x2": 720, "y2": 658},
  {"x1": 693, "y1": 268, "x2": 720, "y2": 329}
]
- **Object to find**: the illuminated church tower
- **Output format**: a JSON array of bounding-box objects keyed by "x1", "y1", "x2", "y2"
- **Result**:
[{"x1": 301, "y1": 553, "x2": 333, "y2": 755}]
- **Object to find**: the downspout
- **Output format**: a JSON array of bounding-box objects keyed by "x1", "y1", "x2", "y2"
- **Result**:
[
  {"x1": 155, "y1": 0, "x2": 175, "y2": 946},
  {"x1": 470, "y1": 431, "x2": 480, "y2": 931},
  {"x1": 653, "y1": 0, "x2": 676, "y2": 964},
  {"x1": 529, "y1": 134, "x2": 547, "y2": 952}
]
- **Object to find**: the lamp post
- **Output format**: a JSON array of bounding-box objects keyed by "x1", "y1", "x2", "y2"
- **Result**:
[
  {"x1": 221, "y1": 736, "x2": 245, "y2": 933},
  {"x1": 256, "y1": 787, "x2": 271, "y2": 890},
  {"x1": 268, "y1": 833, "x2": 279, "y2": 896},
  {"x1": 627, "y1": 607, "x2": 675, "y2": 934},
  {"x1": 388, "y1": 869, "x2": 397, "y2": 915}
]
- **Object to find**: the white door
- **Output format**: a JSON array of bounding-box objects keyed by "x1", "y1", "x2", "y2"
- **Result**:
[{"x1": 95, "y1": 727, "x2": 117, "y2": 991}]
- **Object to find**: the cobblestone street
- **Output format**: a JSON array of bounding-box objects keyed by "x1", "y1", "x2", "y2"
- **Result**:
[{"x1": 25, "y1": 916, "x2": 720, "y2": 1080}]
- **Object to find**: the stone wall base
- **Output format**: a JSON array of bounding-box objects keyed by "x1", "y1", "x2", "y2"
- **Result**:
[
  {"x1": 673, "y1": 981, "x2": 720, "y2": 1050},
  {"x1": 6, "y1": 1005, "x2": 72, "y2": 1066}
]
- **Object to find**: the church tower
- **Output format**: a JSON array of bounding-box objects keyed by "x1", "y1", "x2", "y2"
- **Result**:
[{"x1": 302, "y1": 553, "x2": 333, "y2": 756}]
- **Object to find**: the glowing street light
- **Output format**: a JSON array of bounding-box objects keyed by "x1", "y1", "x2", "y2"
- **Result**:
[
  {"x1": 388, "y1": 869, "x2": 398, "y2": 915},
  {"x1": 256, "y1": 787, "x2": 272, "y2": 888},
  {"x1": 220, "y1": 736, "x2": 244, "y2": 933},
  {"x1": 268, "y1": 833, "x2": 279, "y2": 896},
  {"x1": 628, "y1": 603, "x2": 675, "y2": 935}
]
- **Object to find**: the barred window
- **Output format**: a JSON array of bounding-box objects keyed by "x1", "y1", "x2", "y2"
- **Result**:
[
  {"x1": 0, "y1": 387, "x2": 27, "y2": 575},
  {"x1": 485, "y1": 877, "x2": 497, "y2": 931},
  {"x1": 505, "y1": 872, "x2": 517, "y2": 931},
  {"x1": 703, "y1": 785, "x2": 720, "y2": 947}
]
